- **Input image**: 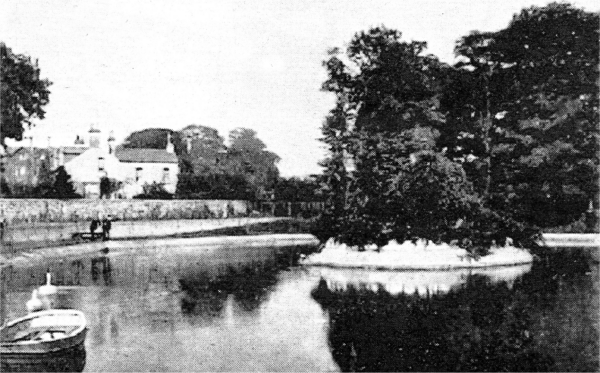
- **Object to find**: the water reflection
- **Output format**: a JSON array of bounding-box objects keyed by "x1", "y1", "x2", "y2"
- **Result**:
[
  {"x1": 2, "y1": 243, "x2": 596, "y2": 371},
  {"x1": 178, "y1": 259, "x2": 283, "y2": 328},
  {"x1": 312, "y1": 264, "x2": 531, "y2": 296},
  {"x1": 2, "y1": 243, "x2": 333, "y2": 371},
  {"x1": 311, "y1": 250, "x2": 598, "y2": 372},
  {"x1": 90, "y1": 255, "x2": 112, "y2": 286}
]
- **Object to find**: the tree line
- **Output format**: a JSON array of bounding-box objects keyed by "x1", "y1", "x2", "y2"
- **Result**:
[{"x1": 318, "y1": 3, "x2": 599, "y2": 249}]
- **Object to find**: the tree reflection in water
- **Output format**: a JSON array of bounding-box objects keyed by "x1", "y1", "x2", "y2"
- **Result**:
[
  {"x1": 311, "y1": 250, "x2": 597, "y2": 372},
  {"x1": 178, "y1": 253, "x2": 289, "y2": 320}
]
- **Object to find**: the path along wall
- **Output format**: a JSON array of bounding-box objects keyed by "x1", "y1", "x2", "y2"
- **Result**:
[{"x1": 0, "y1": 199, "x2": 251, "y2": 223}]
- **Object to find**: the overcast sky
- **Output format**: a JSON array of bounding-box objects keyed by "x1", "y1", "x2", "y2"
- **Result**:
[{"x1": 2, "y1": 0, "x2": 598, "y2": 176}]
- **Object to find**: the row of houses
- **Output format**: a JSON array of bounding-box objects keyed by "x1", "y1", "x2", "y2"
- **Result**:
[{"x1": 2, "y1": 126, "x2": 179, "y2": 198}]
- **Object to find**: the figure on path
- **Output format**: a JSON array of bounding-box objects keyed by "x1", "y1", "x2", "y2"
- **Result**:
[
  {"x1": 90, "y1": 219, "x2": 99, "y2": 240},
  {"x1": 0, "y1": 216, "x2": 5, "y2": 240},
  {"x1": 101, "y1": 217, "x2": 112, "y2": 241}
]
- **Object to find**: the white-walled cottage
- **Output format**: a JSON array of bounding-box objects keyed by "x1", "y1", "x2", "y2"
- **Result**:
[{"x1": 115, "y1": 143, "x2": 179, "y2": 197}]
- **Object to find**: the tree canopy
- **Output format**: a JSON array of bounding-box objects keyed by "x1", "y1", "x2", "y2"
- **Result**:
[
  {"x1": 224, "y1": 128, "x2": 280, "y2": 199},
  {"x1": 0, "y1": 43, "x2": 52, "y2": 147},
  {"x1": 319, "y1": 4, "x2": 598, "y2": 248},
  {"x1": 178, "y1": 124, "x2": 226, "y2": 174},
  {"x1": 122, "y1": 128, "x2": 176, "y2": 150},
  {"x1": 441, "y1": 3, "x2": 599, "y2": 228}
]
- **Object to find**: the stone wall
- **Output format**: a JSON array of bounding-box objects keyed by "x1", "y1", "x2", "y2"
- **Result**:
[{"x1": 0, "y1": 199, "x2": 251, "y2": 223}]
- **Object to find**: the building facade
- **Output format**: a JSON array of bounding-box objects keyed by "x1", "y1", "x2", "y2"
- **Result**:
[{"x1": 114, "y1": 147, "x2": 179, "y2": 197}]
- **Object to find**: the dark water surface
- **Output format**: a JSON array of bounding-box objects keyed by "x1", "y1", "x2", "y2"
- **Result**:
[{"x1": 1, "y1": 243, "x2": 597, "y2": 372}]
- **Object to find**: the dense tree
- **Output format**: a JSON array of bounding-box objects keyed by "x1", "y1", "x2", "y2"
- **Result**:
[
  {"x1": 0, "y1": 176, "x2": 11, "y2": 197},
  {"x1": 274, "y1": 176, "x2": 322, "y2": 202},
  {"x1": 442, "y1": 3, "x2": 599, "y2": 229},
  {"x1": 133, "y1": 182, "x2": 173, "y2": 199},
  {"x1": 121, "y1": 128, "x2": 177, "y2": 149},
  {"x1": 317, "y1": 103, "x2": 351, "y2": 240},
  {"x1": 48, "y1": 166, "x2": 80, "y2": 199},
  {"x1": 319, "y1": 27, "x2": 493, "y2": 247},
  {"x1": 99, "y1": 176, "x2": 122, "y2": 199},
  {"x1": 0, "y1": 43, "x2": 52, "y2": 147},
  {"x1": 178, "y1": 124, "x2": 227, "y2": 174},
  {"x1": 176, "y1": 173, "x2": 252, "y2": 200},
  {"x1": 31, "y1": 156, "x2": 54, "y2": 197},
  {"x1": 224, "y1": 128, "x2": 280, "y2": 199}
]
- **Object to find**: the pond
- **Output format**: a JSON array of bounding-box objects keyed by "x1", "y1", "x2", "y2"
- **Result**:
[{"x1": 1, "y1": 242, "x2": 598, "y2": 372}]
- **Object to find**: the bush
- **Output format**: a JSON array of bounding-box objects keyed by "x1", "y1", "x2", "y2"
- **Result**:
[
  {"x1": 133, "y1": 182, "x2": 173, "y2": 200},
  {"x1": 176, "y1": 173, "x2": 253, "y2": 200}
]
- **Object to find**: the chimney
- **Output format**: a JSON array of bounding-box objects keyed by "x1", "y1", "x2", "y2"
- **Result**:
[
  {"x1": 74, "y1": 135, "x2": 85, "y2": 146},
  {"x1": 166, "y1": 133, "x2": 174, "y2": 153},
  {"x1": 58, "y1": 148, "x2": 65, "y2": 166},
  {"x1": 89, "y1": 124, "x2": 101, "y2": 148},
  {"x1": 108, "y1": 131, "x2": 116, "y2": 154}
]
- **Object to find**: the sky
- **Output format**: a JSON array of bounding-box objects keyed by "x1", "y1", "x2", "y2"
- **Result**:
[{"x1": 2, "y1": 0, "x2": 598, "y2": 177}]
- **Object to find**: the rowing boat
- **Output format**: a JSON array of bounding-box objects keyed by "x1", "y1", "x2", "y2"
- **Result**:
[{"x1": 0, "y1": 309, "x2": 87, "y2": 372}]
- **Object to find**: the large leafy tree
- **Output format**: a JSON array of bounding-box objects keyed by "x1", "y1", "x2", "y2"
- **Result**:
[
  {"x1": 51, "y1": 166, "x2": 80, "y2": 199},
  {"x1": 320, "y1": 27, "x2": 492, "y2": 247},
  {"x1": 178, "y1": 124, "x2": 226, "y2": 174},
  {"x1": 224, "y1": 128, "x2": 280, "y2": 199},
  {"x1": 442, "y1": 3, "x2": 599, "y2": 229},
  {"x1": 0, "y1": 43, "x2": 52, "y2": 147}
]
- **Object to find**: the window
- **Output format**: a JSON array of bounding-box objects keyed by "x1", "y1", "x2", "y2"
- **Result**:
[
  {"x1": 98, "y1": 157, "x2": 105, "y2": 171},
  {"x1": 162, "y1": 167, "x2": 170, "y2": 183},
  {"x1": 135, "y1": 167, "x2": 143, "y2": 182},
  {"x1": 20, "y1": 166, "x2": 26, "y2": 176}
]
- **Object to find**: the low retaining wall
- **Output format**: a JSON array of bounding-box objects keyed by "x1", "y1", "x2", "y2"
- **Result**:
[
  {"x1": 1, "y1": 217, "x2": 289, "y2": 246},
  {"x1": 0, "y1": 199, "x2": 251, "y2": 223}
]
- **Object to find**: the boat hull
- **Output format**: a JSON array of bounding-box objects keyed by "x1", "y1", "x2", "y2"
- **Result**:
[{"x1": 1, "y1": 339, "x2": 86, "y2": 372}]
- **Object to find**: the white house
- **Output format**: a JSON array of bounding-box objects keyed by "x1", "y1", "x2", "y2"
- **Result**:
[{"x1": 114, "y1": 135, "x2": 179, "y2": 197}]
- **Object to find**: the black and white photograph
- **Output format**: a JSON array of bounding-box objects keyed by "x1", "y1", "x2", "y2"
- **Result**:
[{"x1": 0, "y1": 0, "x2": 598, "y2": 371}]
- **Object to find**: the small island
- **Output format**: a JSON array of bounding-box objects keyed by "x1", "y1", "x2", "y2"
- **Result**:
[{"x1": 302, "y1": 238, "x2": 533, "y2": 270}]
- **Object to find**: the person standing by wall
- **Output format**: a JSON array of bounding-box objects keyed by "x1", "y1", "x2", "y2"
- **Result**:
[
  {"x1": 90, "y1": 219, "x2": 98, "y2": 240},
  {"x1": 0, "y1": 216, "x2": 5, "y2": 241},
  {"x1": 102, "y1": 216, "x2": 112, "y2": 241}
]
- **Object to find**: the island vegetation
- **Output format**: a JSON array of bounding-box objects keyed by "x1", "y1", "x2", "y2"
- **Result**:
[{"x1": 315, "y1": 3, "x2": 599, "y2": 257}]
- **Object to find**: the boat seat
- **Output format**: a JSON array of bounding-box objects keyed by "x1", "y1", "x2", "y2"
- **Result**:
[
  {"x1": 6, "y1": 325, "x2": 79, "y2": 343},
  {"x1": 9, "y1": 328, "x2": 44, "y2": 342}
]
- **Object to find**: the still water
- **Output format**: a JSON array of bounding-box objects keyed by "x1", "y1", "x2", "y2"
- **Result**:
[{"x1": 1, "y1": 242, "x2": 598, "y2": 372}]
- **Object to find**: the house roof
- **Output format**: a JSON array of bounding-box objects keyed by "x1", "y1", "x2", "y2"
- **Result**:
[
  {"x1": 61, "y1": 146, "x2": 88, "y2": 155},
  {"x1": 115, "y1": 148, "x2": 178, "y2": 163}
]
